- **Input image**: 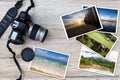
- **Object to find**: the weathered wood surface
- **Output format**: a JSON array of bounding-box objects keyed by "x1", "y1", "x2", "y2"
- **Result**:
[{"x1": 0, "y1": 0, "x2": 120, "y2": 80}]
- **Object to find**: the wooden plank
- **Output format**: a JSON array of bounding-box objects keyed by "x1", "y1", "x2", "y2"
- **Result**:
[{"x1": 0, "y1": 0, "x2": 120, "y2": 80}]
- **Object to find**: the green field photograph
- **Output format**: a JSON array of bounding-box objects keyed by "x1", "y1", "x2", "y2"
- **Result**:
[
  {"x1": 76, "y1": 32, "x2": 117, "y2": 57},
  {"x1": 79, "y1": 46, "x2": 119, "y2": 76}
]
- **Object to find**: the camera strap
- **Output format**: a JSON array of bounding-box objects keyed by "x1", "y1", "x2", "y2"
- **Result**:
[
  {"x1": 26, "y1": 0, "x2": 35, "y2": 13},
  {"x1": 0, "y1": 0, "x2": 24, "y2": 38},
  {"x1": 6, "y1": 0, "x2": 35, "y2": 80},
  {"x1": 7, "y1": 41, "x2": 23, "y2": 80}
]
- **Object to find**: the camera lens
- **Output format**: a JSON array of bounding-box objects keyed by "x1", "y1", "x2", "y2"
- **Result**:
[{"x1": 28, "y1": 24, "x2": 48, "y2": 42}]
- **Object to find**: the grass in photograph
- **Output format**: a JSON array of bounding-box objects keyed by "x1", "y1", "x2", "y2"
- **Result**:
[
  {"x1": 76, "y1": 32, "x2": 117, "y2": 57},
  {"x1": 80, "y1": 56, "x2": 115, "y2": 73}
]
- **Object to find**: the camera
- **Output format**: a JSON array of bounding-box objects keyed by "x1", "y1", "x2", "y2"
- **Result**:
[
  {"x1": 2, "y1": 0, "x2": 49, "y2": 80},
  {"x1": 9, "y1": 11, "x2": 48, "y2": 45}
]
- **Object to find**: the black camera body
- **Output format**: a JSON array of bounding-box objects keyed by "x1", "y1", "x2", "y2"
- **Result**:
[{"x1": 9, "y1": 11, "x2": 48, "y2": 45}]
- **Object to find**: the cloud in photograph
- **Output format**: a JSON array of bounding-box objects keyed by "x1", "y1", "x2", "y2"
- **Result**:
[{"x1": 34, "y1": 48, "x2": 69, "y2": 63}]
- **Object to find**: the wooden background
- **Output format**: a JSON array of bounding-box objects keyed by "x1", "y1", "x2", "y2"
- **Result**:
[{"x1": 0, "y1": 0, "x2": 120, "y2": 80}]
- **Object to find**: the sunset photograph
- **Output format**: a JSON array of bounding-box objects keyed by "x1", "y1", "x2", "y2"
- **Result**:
[{"x1": 61, "y1": 6, "x2": 102, "y2": 38}]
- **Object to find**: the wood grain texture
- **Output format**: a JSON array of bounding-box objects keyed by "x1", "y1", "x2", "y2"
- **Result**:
[{"x1": 0, "y1": 0, "x2": 120, "y2": 80}]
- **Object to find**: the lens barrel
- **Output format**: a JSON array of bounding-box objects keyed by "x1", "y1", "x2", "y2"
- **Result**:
[{"x1": 28, "y1": 24, "x2": 48, "y2": 42}]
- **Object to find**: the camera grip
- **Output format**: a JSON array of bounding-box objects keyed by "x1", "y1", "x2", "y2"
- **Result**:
[{"x1": 0, "y1": 7, "x2": 18, "y2": 38}]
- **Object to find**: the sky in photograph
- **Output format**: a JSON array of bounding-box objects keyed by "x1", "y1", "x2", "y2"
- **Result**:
[
  {"x1": 83, "y1": 6, "x2": 118, "y2": 21},
  {"x1": 34, "y1": 48, "x2": 69, "y2": 63},
  {"x1": 107, "y1": 51, "x2": 119, "y2": 62},
  {"x1": 62, "y1": 8, "x2": 89, "y2": 23},
  {"x1": 97, "y1": 8, "x2": 118, "y2": 21},
  {"x1": 81, "y1": 46, "x2": 119, "y2": 62},
  {"x1": 81, "y1": 46, "x2": 102, "y2": 58}
]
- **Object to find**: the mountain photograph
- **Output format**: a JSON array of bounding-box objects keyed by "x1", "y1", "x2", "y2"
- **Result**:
[{"x1": 79, "y1": 46, "x2": 118, "y2": 76}]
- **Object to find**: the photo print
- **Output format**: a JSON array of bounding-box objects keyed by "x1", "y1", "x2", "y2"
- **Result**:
[
  {"x1": 79, "y1": 46, "x2": 119, "y2": 76},
  {"x1": 29, "y1": 47, "x2": 70, "y2": 79},
  {"x1": 76, "y1": 32, "x2": 118, "y2": 57},
  {"x1": 61, "y1": 6, "x2": 102, "y2": 39},
  {"x1": 83, "y1": 6, "x2": 119, "y2": 33}
]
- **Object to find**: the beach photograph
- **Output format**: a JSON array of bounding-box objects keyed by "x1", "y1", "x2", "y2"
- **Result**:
[
  {"x1": 83, "y1": 6, "x2": 119, "y2": 33},
  {"x1": 76, "y1": 32, "x2": 117, "y2": 57},
  {"x1": 29, "y1": 47, "x2": 70, "y2": 79},
  {"x1": 61, "y1": 6, "x2": 102, "y2": 38},
  {"x1": 79, "y1": 46, "x2": 119, "y2": 76}
]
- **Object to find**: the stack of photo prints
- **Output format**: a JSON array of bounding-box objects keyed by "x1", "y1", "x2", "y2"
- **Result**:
[
  {"x1": 28, "y1": 5, "x2": 119, "y2": 79},
  {"x1": 61, "y1": 5, "x2": 119, "y2": 76}
]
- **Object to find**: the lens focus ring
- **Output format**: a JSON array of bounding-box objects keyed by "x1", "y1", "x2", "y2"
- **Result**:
[{"x1": 29, "y1": 24, "x2": 40, "y2": 40}]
